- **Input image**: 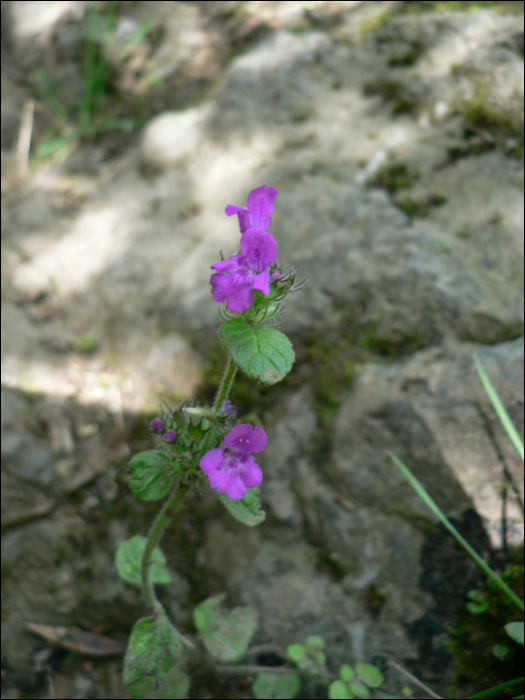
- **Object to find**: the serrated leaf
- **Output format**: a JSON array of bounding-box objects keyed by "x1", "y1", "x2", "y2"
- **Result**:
[
  {"x1": 128, "y1": 665, "x2": 190, "y2": 699},
  {"x1": 329, "y1": 680, "x2": 354, "y2": 699},
  {"x1": 340, "y1": 665, "x2": 355, "y2": 682},
  {"x1": 356, "y1": 664, "x2": 384, "y2": 689},
  {"x1": 115, "y1": 536, "x2": 171, "y2": 586},
  {"x1": 193, "y1": 595, "x2": 257, "y2": 662},
  {"x1": 504, "y1": 621, "x2": 524, "y2": 645},
  {"x1": 123, "y1": 615, "x2": 182, "y2": 688},
  {"x1": 286, "y1": 644, "x2": 306, "y2": 665},
  {"x1": 252, "y1": 673, "x2": 301, "y2": 699},
  {"x1": 129, "y1": 451, "x2": 173, "y2": 501},
  {"x1": 350, "y1": 680, "x2": 370, "y2": 698},
  {"x1": 220, "y1": 320, "x2": 294, "y2": 385},
  {"x1": 217, "y1": 488, "x2": 266, "y2": 526}
]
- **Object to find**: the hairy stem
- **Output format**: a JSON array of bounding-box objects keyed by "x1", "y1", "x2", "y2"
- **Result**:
[
  {"x1": 141, "y1": 481, "x2": 191, "y2": 613},
  {"x1": 213, "y1": 355, "x2": 237, "y2": 413}
]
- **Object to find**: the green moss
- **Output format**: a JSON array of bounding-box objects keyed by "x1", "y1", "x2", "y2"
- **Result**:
[
  {"x1": 366, "y1": 163, "x2": 416, "y2": 194},
  {"x1": 73, "y1": 333, "x2": 99, "y2": 354},
  {"x1": 388, "y1": 42, "x2": 424, "y2": 67},
  {"x1": 395, "y1": 193, "x2": 447, "y2": 219},
  {"x1": 459, "y1": 98, "x2": 524, "y2": 158}
]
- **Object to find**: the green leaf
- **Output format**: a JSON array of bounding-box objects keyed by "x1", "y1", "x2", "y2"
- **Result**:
[
  {"x1": 219, "y1": 320, "x2": 294, "y2": 385},
  {"x1": 304, "y1": 636, "x2": 325, "y2": 652},
  {"x1": 350, "y1": 680, "x2": 370, "y2": 698},
  {"x1": 128, "y1": 665, "x2": 190, "y2": 699},
  {"x1": 115, "y1": 536, "x2": 171, "y2": 586},
  {"x1": 340, "y1": 665, "x2": 355, "y2": 683},
  {"x1": 193, "y1": 595, "x2": 257, "y2": 662},
  {"x1": 329, "y1": 680, "x2": 354, "y2": 699},
  {"x1": 505, "y1": 622, "x2": 524, "y2": 645},
  {"x1": 252, "y1": 673, "x2": 301, "y2": 699},
  {"x1": 197, "y1": 429, "x2": 222, "y2": 460},
  {"x1": 492, "y1": 644, "x2": 510, "y2": 659},
  {"x1": 128, "y1": 451, "x2": 173, "y2": 501},
  {"x1": 287, "y1": 640, "x2": 325, "y2": 675},
  {"x1": 473, "y1": 354, "x2": 524, "y2": 461},
  {"x1": 286, "y1": 644, "x2": 306, "y2": 665},
  {"x1": 466, "y1": 601, "x2": 490, "y2": 615},
  {"x1": 356, "y1": 664, "x2": 384, "y2": 688},
  {"x1": 217, "y1": 488, "x2": 266, "y2": 527},
  {"x1": 123, "y1": 614, "x2": 182, "y2": 688}
]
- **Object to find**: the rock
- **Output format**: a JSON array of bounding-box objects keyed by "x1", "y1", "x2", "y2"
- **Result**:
[
  {"x1": 333, "y1": 337, "x2": 524, "y2": 548},
  {"x1": 141, "y1": 109, "x2": 204, "y2": 170}
]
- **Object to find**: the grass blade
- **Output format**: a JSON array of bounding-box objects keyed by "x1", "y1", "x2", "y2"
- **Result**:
[
  {"x1": 468, "y1": 677, "x2": 524, "y2": 699},
  {"x1": 390, "y1": 454, "x2": 524, "y2": 612},
  {"x1": 472, "y1": 353, "x2": 524, "y2": 461}
]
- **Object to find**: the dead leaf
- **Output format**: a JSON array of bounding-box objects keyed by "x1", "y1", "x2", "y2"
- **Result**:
[{"x1": 25, "y1": 623, "x2": 125, "y2": 656}]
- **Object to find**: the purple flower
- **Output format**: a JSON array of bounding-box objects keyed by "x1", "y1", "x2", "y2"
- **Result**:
[
  {"x1": 210, "y1": 228, "x2": 278, "y2": 312},
  {"x1": 150, "y1": 418, "x2": 164, "y2": 432},
  {"x1": 199, "y1": 424, "x2": 266, "y2": 500},
  {"x1": 225, "y1": 185, "x2": 278, "y2": 234},
  {"x1": 222, "y1": 399, "x2": 237, "y2": 416},
  {"x1": 163, "y1": 430, "x2": 177, "y2": 443}
]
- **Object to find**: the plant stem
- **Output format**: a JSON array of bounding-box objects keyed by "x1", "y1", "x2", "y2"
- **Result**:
[
  {"x1": 141, "y1": 481, "x2": 191, "y2": 613},
  {"x1": 213, "y1": 356, "x2": 237, "y2": 413}
]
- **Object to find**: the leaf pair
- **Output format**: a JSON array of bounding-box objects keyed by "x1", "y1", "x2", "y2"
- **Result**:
[
  {"x1": 329, "y1": 663, "x2": 384, "y2": 699},
  {"x1": 287, "y1": 636, "x2": 326, "y2": 675},
  {"x1": 218, "y1": 488, "x2": 266, "y2": 526},
  {"x1": 220, "y1": 319, "x2": 294, "y2": 385}
]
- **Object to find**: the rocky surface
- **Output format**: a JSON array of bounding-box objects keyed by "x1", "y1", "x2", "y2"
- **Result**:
[{"x1": 1, "y1": 1, "x2": 523, "y2": 698}]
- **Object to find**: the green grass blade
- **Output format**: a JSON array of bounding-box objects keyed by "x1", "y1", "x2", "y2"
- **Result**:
[
  {"x1": 390, "y1": 454, "x2": 524, "y2": 612},
  {"x1": 472, "y1": 353, "x2": 524, "y2": 461},
  {"x1": 468, "y1": 677, "x2": 524, "y2": 699}
]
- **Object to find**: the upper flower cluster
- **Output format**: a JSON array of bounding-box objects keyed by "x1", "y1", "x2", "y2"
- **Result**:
[{"x1": 210, "y1": 186, "x2": 279, "y2": 313}]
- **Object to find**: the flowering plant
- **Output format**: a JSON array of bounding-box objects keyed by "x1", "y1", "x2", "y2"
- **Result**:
[{"x1": 116, "y1": 186, "x2": 310, "y2": 698}]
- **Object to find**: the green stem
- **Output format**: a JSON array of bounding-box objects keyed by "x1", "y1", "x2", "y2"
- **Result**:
[
  {"x1": 141, "y1": 481, "x2": 191, "y2": 613},
  {"x1": 213, "y1": 356, "x2": 237, "y2": 413}
]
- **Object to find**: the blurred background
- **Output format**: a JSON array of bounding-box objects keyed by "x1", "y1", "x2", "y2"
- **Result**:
[{"x1": 1, "y1": 1, "x2": 524, "y2": 698}]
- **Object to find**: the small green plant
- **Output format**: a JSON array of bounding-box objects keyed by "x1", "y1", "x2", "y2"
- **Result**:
[
  {"x1": 73, "y1": 332, "x2": 99, "y2": 354},
  {"x1": 328, "y1": 663, "x2": 385, "y2": 699},
  {"x1": 286, "y1": 636, "x2": 327, "y2": 675},
  {"x1": 34, "y1": 5, "x2": 150, "y2": 159}
]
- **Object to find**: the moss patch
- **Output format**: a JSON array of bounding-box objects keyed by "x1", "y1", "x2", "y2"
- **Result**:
[
  {"x1": 363, "y1": 80, "x2": 419, "y2": 115},
  {"x1": 366, "y1": 162, "x2": 417, "y2": 194}
]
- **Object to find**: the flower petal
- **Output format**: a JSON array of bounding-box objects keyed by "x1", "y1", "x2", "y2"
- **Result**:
[
  {"x1": 258, "y1": 232, "x2": 278, "y2": 266},
  {"x1": 240, "y1": 456, "x2": 263, "y2": 489},
  {"x1": 251, "y1": 270, "x2": 270, "y2": 296},
  {"x1": 199, "y1": 448, "x2": 224, "y2": 474},
  {"x1": 223, "y1": 424, "x2": 254, "y2": 449},
  {"x1": 207, "y1": 466, "x2": 234, "y2": 494},
  {"x1": 246, "y1": 185, "x2": 278, "y2": 230},
  {"x1": 247, "y1": 426, "x2": 267, "y2": 453},
  {"x1": 225, "y1": 475, "x2": 248, "y2": 500},
  {"x1": 225, "y1": 285, "x2": 254, "y2": 313},
  {"x1": 225, "y1": 204, "x2": 250, "y2": 233}
]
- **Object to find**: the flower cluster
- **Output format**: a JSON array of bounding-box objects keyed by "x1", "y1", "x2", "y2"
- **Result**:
[
  {"x1": 199, "y1": 424, "x2": 266, "y2": 500},
  {"x1": 210, "y1": 186, "x2": 279, "y2": 313}
]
